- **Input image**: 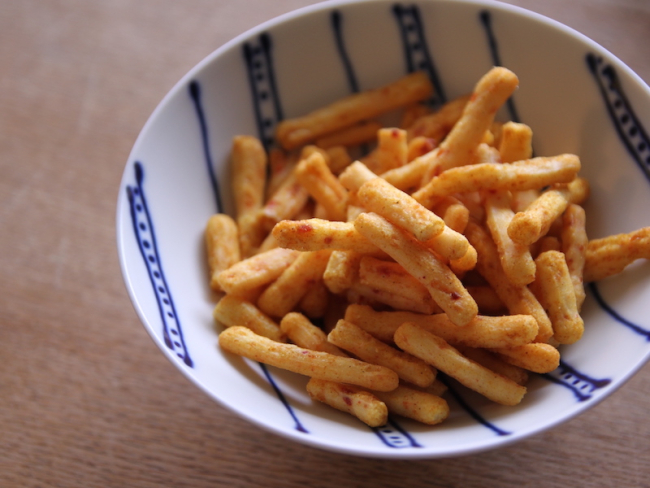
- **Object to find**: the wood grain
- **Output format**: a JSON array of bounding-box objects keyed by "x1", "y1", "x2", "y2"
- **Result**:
[{"x1": 1, "y1": 1, "x2": 649, "y2": 486}]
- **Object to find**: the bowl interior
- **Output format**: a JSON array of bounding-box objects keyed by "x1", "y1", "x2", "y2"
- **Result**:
[{"x1": 117, "y1": 0, "x2": 650, "y2": 458}]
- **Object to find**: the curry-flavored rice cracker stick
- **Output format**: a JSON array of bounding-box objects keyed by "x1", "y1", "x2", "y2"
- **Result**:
[
  {"x1": 357, "y1": 177, "x2": 445, "y2": 242},
  {"x1": 373, "y1": 384, "x2": 449, "y2": 426},
  {"x1": 213, "y1": 295, "x2": 285, "y2": 343},
  {"x1": 328, "y1": 319, "x2": 436, "y2": 388},
  {"x1": 306, "y1": 378, "x2": 388, "y2": 427},
  {"x1": 257, "y1": 249, "x2": 332, "y2": 318},
  {"x1": 205, "y1": 214, "x2": 241, "y2": 292},
  {"x1": 394, "y1": 323, "x2": 527, "y2": 406},
  {"x1": 275, "y1": 71, "x2": 434, "y2": 150},
  {"x1": 219, "y1": 326, "x2": 399, "y2": 392},
  {"x1": 583, "y1": 227, "x2": 650, "y2": 282},
  {"x1": 561, "y1": 204, "x2": 588, "y2": 308},
  {"x1": 354, "y1": 212, "x2": 478, "y2": 326},
  {"x1": 413, "y1": 154, "x2": 581, "y2": 207},
  {"x1": 272, "y1": 218, "x2": 384, "y2": 255},
  {"x1": 532, "y1": 251, "x2": 584, "y2": 344}
]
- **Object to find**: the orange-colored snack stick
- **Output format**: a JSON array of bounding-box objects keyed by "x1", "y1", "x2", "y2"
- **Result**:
[
  {"x1": 315, "y1": 121, "x2": 383, "y2": 149},
  {"x1": 343, "y1": 303, "x2": 534, "y2": 349},
  {"x1": 406, "y1": 94, "x2": 470, "y2": 141},
  {"x1": 484, "y1": 191, "x2": 536, "y2": 285},
  {"x1": 561, "y1": 204, "x2": 587, "y2": 308},
  {"x1": 323, "y1": 250, "x2": 360, "y2": 294},
  {"x1": 354, "y1": 212, "x2": 478, "y2": 326},
  {"x1": 216, "y1": 247, "x2": 300, "y2": 297},
  {"x1": 413, "y1": 154, "x2": 581, "y2": 207},
  {"x1": 219, "y1": 326, "x2": 399, "y2": 391},
  {"x1": 508, "y1": 177, "x2": 589, "y2": 246},
  {"x1": 373, "y1": 385, "x2": 449, "y2": 425},
  {"x1": 276, "y1": 71, "x2": 433, "y2": 150},
  {"x1": 357, "y1": 256, "x2": 440, "y2": 314},
  {"x1": 456, "y1": 346, "x2": 529, "y2": 386},
  {"x1": 272, "y1": 218, "x2": 383, "y2": 255},
  {"x1": 498, "y1": 121, "x2": 533, "y2": 163},
  {"x1": 395, "y1": 323, "x2": 527, "y2": 406},
  {"x1": 295, "y1": 152, "x2": 348, "y2": 221},
  {"x1": 491, "y1": 343, "x2": 560, "y2": 374},
  {"x1": 583, "y1": 227, "x2": 650, "y2": 282},
  {"x1": 419, "y1": 67, "x2": 519, "y2": 181},
  {"x1": 205, "y1": 214, "x2": 241, "y2": 292},
  {"x1": 532, "y1": 251, "x2": 584, "y2": 344},
  {"x1": 367, "y1": 128, "x2": 409, "y2": 174},
  {"x1": 257, "y1": 249, "x2": 332, "y2": 317},
  {"x1": 280, "y1": 312, "x2": 347, "y2": 356},
  {"x1": 306, "y1": 378, "x2": 388, "y2": 427},
  {"x1": 357, "y1": 177, "x2": 445, "y2": 242},
  {"x1": 465, "y1": 221, "x2": 553, "y2": 343},
  {"x1": 328, "y1": 319, "x2": 436, "y2": 388},
  {"x1": 213, "y1": 295, "x2": 284, "y2": 342}
]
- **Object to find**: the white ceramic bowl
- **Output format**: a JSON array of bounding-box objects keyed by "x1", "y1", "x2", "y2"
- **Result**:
[{"x1": 117, "y1": 0, "x2": 650, "y2": 458}]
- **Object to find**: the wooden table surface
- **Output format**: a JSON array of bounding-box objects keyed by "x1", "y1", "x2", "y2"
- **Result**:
[{"x1": 2, "y1": 1, "x2": 649, "y2": 486}]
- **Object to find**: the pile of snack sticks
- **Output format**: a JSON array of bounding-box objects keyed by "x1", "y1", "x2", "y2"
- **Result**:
[{"x1": 205, "y1": 67, "x2": 650, "y2": 427}]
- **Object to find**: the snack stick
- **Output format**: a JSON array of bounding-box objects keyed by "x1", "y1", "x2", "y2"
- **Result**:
[
  {"x1": 583, "y1": 227, "x2": 650, "y2": 282},
  {"x1": 357, "y1": 177, "x2": 445, "y2": 242},
  {"x1": 348, "y1": 281, "x2": 439, "y2": 315},
  {"x1": 400, "y1": 102, "x2": 431, "y2": 129},
  {"x1": 205, "y1": 214, "x2": 241, "y2": 291},
  {"x1": 491, "y1": 343, "x2": 560, "y2": 374},
  {"x1": 238, "y1": 211, "x2": 267, "y2": 258},
  {"x1": 561, "y1": 204, "x2": 587, "y2": 308},
  {"x1": 474, "y1": 142, "x2": 502, "y2": 165},
  {"x1": 295, "y1": 152, "x2": 348, "y2": 221},
  {"x1": 421, "y1": 378, "x2": 449, "y2": 397},
  {"x1": 343, "y1": 303, "x2": 536, "y2": 349},
  {"x1": 424, "y1": 226, "x2": 471, "y2": 262},
  {"x1": 406, "y1": 94, "x2": 470, "y2": 141},
  {"x1": 449, "y1": 244, "x2": 478, "y2": 275},
  {"x1": 455, "y1": 345, "x2": 529, "y2": 386},
  {"x1": 465, "y1": 221, "x2": 553, "y2": 342},
  {"x1": 511, "y1": 188, "x2": 541, "y2": 213},
  {"x1": 231, "y1": 135, "x2": 267, "y2": 220},
  {"x1": 354, "y1": 212, "x2": 478, "y2": 326},
  {"x1": 498, "y1": 121, "x2": 533, "y2": 163},
  {"x1": 272, "y1": 218, "x2": 384, "y2": 256},
  {"x1": 280, "y1": 312, "x2": 348, "y2": 356},
  {"x1": 532, "y1": 251, "x2": 584, "y2": 344},
  {"x1": 338, "y1": 161, "x2": 378, "y2": 193},
  {"x1": 394, "y1": 323, "x2": 527, "y2": 406},
  {"x1": 407, "y1": 136, "x2": 438, "y2": 163},
  {"x1": 537, "y1": 236, "x2": 561, "y2": 254},
  {"x1": 257, "y1": 249, "x2": 332, "y2": 318},
  {"x1": 433, "y1": 196, "x2": 470, "y2": 233},
  {"x1": 261, "y1": 171, "x2": 311, "y2": 230},
  {"x1": 325, "y1": 146, "x2": 353, "y2": 175},
  {"x1": 315, "y1": 121, "x2": 383, "y2": 149},
  {"x1": 419, "y1": 67, "x2": 519, "y2": 182},
  {"x1": 275, "y1": 71, "x2": 434, "y2": 150},
  {"x1": 466, "y1": 285, "x2": 507, "y2": 315},
  {"x1": 216, "y1": 247, "x2": 300, "y2": 296},
  {"x1": 213, "y1": 295, "x2": 284, "y2": 342},
  {"x1": 266, "y1": 148, "x2": 295, "y2": 199},
  {"x1": 508, "y1": 177, "x2": 590, "y2": 246},
  {"x1": 412, "y1": 154, "x2": 581, "y2": 207},
  {"x1": 306, "y1": 378, "x2": 388, "y2": 427},
  {"x1": 373, "y1": 384, "x2": 449, "y2": 425},
  {"x1": 484, "y1": 191, "x2": 536, "y2": 285},
  {"x1": 328, "y1": 319, "x2": 436, "y2": 388},
  {"x1": 299, "y1": 280, "x2": 330, "y2": 319},
  {"x1": 323, "y1": 250, "x2": 360, "y2": 294},
  {"x1": 219, "y1": 326, "x2": 399, "y2": 391},
  {"x1": 381, "y1": 149, "x2": 440, "y2": 191},
  {"x1": 369, "y1": 128, "x2": 409, "y2": 174},
  {"x1": 358, "y1": 256, "x2": 442, "y2": 314}
]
